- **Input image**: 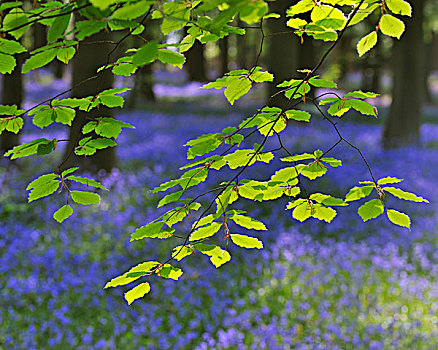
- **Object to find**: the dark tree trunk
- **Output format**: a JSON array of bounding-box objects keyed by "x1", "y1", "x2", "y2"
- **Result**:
[
  {"x1": 62, "y1": 30, "x2": 117, "y2": 173},
  {"x1": 219, "y1": 36, "x2": 229, "y2": 76},
  {"x1": 1, "y1": 54, "x2": 24, "y2": 153},
  {"x1": 185, "y1": 40, "x2": 208, "y2": 82},
  {"x1": 423, "y1": 32, "x2": 434, "y2": 104},
  {"x1": 298, "y1": 36, "x2": 315, "y2": 99},
  {"x1": 383, "y1": 0, "x2": 424, "y2": 148},
  {"x1": 126, "y1": 64, "x2": 155, "y2": 109},
  {"x1": 266, "y1": 0, "x2": 300, "y2": 109},
  {"x1": 1, "y1": 1, "x2": 25, "y2": 154},
  {"x1": 236, "y1": 19, "x2": 248, "y2": 69},
  {"x1": 361, "y1": 38, "x2": 382, "y2": 92}
]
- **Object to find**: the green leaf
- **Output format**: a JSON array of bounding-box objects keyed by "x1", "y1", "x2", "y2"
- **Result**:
[
  {"x1": 224, "y1": 75, "x2": 252, "y2": 105},
  {"x1": 3, "y1": 8, "x2": 28, "y2": 39},
  {"x1": 321, "y1": 157, "x2": 342, "y2": 167},
  {"x1": 53, "y1": 106, "x2": 75, "y2": 126},
  {"x1": 61, "y1": 167, "x2": 78, "y2": 177},
  {"x1": 358, "y1": 199, "x2": 384, "y2": 222},
  {"x1": 47, "y1": 13, "x2": 71, "y2": 43},
  {"x1": 124, "y1": 282, "x2": 151, "y2": 305},
  {"x1": 0, "y1": 104, "x2": 18, "y2": 115},
  {"x1": 311, "y1": 5, "x2": 346, "y2": 30},
  {"x1": 196, "y1": 244, "x2": 231, "y2": 267},
  {"x1": 66, "y1": 175, "x2": 108, "y2": 190},
  {"x1": 185, "y1": 133, "x2": 221, "y2": 159},
  {"x1": 157, "y1": 49, "x2": 185, "y2": 69},
  {"x1": 343, "y1": 91, "x2": 379, "y2": 99},
  {"x1": 308, "y1": 76, "x2": 337, "y2": 88},
  {"x1": 224, "y1": 149, "x2": 273, "y2": 169},
  {"x1": 345, "y1": 185, "x2": 374, "y2": 202},
  {"x1": 75, "y1": 20, "x2": 108, "y2": 40},
  {"x1": 53, "y1": 204, "x2": 73, "y2": 223},
  {"x1": 22, "y1": 49, "x2": 57, "y2": 74},
  {"x1": 90, "y1": 0, "x2": 116, "y2": 11},
  {"x1": 230, "y1": 234, "x2": 263, "y2": 249},
  {"x1": 56, "y1": 47, "x2": 75, "y2": 64},
  {"x1": 190, "y1": 222, "x2": 222, "y2": 242},
  {"x1": 158, "y1": 190, "x2": 183, "y2": 208},
  {"x1": 311, "y1": 204, "x2": 337, "y2": 223},
  {"x1": 286, "y1": 0, "x2": 315, "y2": 16},
  {"x1": 357, "y1": 31, "x2": 377, "y2": 57},
  {"x1": 27, "y1": 174, "x2": 60, "y2": 202},
  {"x1": 386, "y1": 0, "x2": 412, "y2": 16},
  {"x1": 383, "y1": 187, "x2": 429, "y2": 203},
  {"x1": 36, "y1": 139, "x2": 55, "y2": 155},
  {"x1": 4, "y1": 138, "x2": 51, "y2": 159},
  {"x1": 386, "y1": 209, "x2": 411, "y2": 229},
  {"x1": 377, "y1": 176, "x2": 403, "y2": 185},
  {"x1": 75, "y1": 138, "x2": 117, "y2": 156},
  {"x1": 5, "y1": 117, "x2": 23, "y2": 134},
  {"x1": 132, "y1": 41, "x2": 158, "y2": 66},
  {"x1": 0, "y1": 53, "x2": 16, "y2": 74},
  {"x1": 192, "y1": 214, "x2": 216, "y2": 229},
  {"x1": 70, "y1": 190, "x2": 100, "y2": 205},
  {"x1": 249, "y1": 67, "x2": 274, "y2": 83},
  {"x1": 0, "y1": 2, "x2": 22, "y2": 13},
  {"x1": 112, "y1": 2, "x2": 151, "y2": 20},
  {"x1": 285, "y1": 109, "x2": 311, "y2": 122},
  {"x1": 0, "y1": 38, "x2": 26, "y2": 55},
  {"x1": 83, "y1": 117, "x2": 134, "y2": 139},
  {"x1": 281, "y1": 153, "x2": 315, "y2": 162},
  {"x1": 105, "y1": 261, "x2": 159, "y2": 288},
  {"x1": 286, "y1": 18, "x2": 307, "y2": 28},
  {"x1": 172, "y1": 245, "x2": 194, "y2": 261},
  {"x1": 155, "y1": 264, "x2": 183, "y2": 280},
  {"x1": 379, "y1": 14, "x2": 405, "y2": 39},
  {"x1": 300, "y1": 161, "x2": 327, "y2": 180},
  {"x1": 131, "y1": 221, "x2": 172, "y2": 241},
  {"x1": 229, "y1": 213, "x2": 267, "y2": 231}
]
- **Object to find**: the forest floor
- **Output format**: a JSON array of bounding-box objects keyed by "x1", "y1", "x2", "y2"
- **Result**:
[{"x1": 0, "y1": 70, "x2": 437, "y2": 349}]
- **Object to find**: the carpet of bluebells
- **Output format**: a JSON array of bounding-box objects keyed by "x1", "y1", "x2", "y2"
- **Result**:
[{"x1": 0, "y1": 71, "x2": 437, "y2": 349}]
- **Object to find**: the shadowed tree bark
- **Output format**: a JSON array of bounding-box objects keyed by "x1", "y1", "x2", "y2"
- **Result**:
[
  {"x1": 126, "y1": 64, "x2": 155, "y2": 109},
  {"x1": 0, "y1": 0, "x2": 25, "y2": 154},
  {"x1": 219, "y1": 36, "x2": 229, "y2": 76},
  {"x1": 266, "y1": 0, "x2": 300, "y2": 109},
  {"x1": 0, "y1": 54, "x2": 24, "y2": 153},
  {"x1": 62, "y1": 30, "x2": 117, "y2": 173},
  {"x1": 383, "y1": 0, "x2": 424, "y2": 148},
  {"x1": 185, "y1": 40, "x2": 208, "y2": 82}
]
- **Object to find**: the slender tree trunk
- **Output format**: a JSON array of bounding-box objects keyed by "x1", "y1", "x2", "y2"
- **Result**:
[
  {"x1": 383, "y1": 0, "x2": 424, "y2": 148},
  {"x1": 236, "y1": 19, "x2": 247, "y2": 69},
  {"x1": 266, "y1": 0, "x2": 299, "y2": 108},
  {"x1": 126, "y1": 64, "x2": 155, "y2": 109},
  {"x1": 185, "y1": 40, "x2": 208, "y2": 82},
  {"x1": 0, "y1": 54, "x2": 24, "y2": 153},
  {"x1": 219, "y1": 36, "x2": 229, "y2": 76},
  {"x1": 62, "y1": 30, "x2": 117, "y2": 172},
  {"x1": 423, "y1": 33, "x2": 434, "y2": 104},
  {"x1": 1, "y1": 1, "x2": 25, "y2": 154}
]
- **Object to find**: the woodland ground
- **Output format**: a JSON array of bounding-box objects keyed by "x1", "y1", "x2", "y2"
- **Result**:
[{"x1": 0, "y1": 70, "x2": 437, "y2": 349}]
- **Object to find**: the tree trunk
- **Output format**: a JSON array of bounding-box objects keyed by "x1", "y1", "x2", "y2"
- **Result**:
[
  {"x1": 382, "y1": 0, "x2": 424, "y2": 148},
  {"x1": 185, "y1": 40, "x2": 208, "y2": 82},
  {"x1": 1, "y1": 1, "x2": 25, "y2": 154},
  {"x1": 219, "y1": 36, "x2": 229, "y2": 76},
  {"x1": 62, "y1": 30, "x2": 117, "y2": 173},
  {"x1": 266, "y1": 0, "x2": 300, "y2": 109},
  {"x1": 0, "y1": 54, "x2": 24, "y2": 153},
  {"x1": 236, "y1": 19, "x2": 248, "y2": 69},
  {"x1": 126, "y1": 64, "x2": 155, "y2": 110}
]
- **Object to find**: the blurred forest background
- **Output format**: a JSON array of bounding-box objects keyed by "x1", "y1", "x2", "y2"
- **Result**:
[{"x1": 0, "y1": 0, "x2": 437, "y2": 349}]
